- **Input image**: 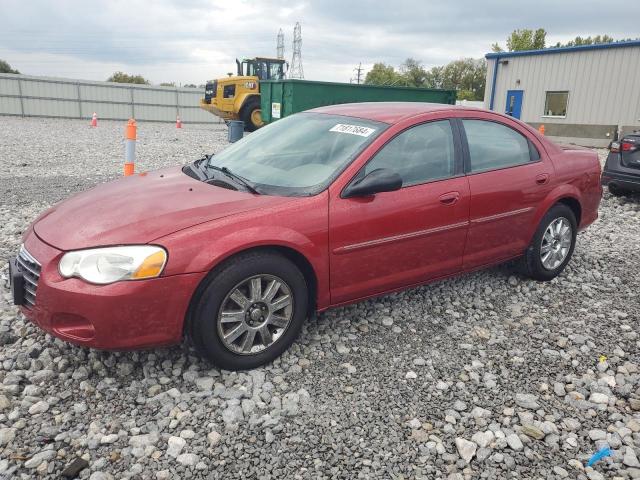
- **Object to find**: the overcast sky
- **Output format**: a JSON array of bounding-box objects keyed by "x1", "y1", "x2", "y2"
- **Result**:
[{"x1": 1, "y1": 0, "x2": 639, "y2": 85}]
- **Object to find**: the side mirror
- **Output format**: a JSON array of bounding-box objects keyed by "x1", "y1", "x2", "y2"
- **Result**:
[{"x1": 343, "y1": 168, "x2": 402, "y2": 198}]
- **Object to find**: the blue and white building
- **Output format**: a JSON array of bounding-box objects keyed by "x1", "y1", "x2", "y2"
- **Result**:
[{"x1": 484, "y1": 40, "x2": 640, "y2": 147}]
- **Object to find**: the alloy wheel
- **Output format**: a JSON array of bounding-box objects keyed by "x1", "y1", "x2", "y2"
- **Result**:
[
  {"x1": 540, "y1": 217, "x2": 572, "y2": 270},
  {"x1": 217, "y1": 274, "x2": 293, "y2": 355}
]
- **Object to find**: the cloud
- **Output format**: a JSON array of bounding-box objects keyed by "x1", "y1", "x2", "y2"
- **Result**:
[{"x1": 0, "y1": 0, "x2": 638, "y2": 84}]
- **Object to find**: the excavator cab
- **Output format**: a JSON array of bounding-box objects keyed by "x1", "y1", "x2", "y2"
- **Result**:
[
  {"x1": 237, "y1": 58, "x2": 286, "y2": 81},
  {"x1": 200, "y1": 57, "x2": 287, "y2": 132}
]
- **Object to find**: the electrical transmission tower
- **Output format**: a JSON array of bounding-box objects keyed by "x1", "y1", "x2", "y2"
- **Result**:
[
  {"x1": 277, "y1": 29, "x2": 285, "y2": 60},
  {"x1": 289, "y1": 22, "x2": 304, "y2": 79}
]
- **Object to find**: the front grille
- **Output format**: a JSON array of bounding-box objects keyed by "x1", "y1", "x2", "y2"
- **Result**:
[{"x1": 16, "y1": 245, "x2": 41, "y2": 308}]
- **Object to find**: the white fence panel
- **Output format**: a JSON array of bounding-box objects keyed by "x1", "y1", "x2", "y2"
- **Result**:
[
  {"x1": 0, "y1": 96, "x2": 21, "y2": 115},
  {"x1": 0, "y1": 73, "x2": 216, "y2": 123},
  {"x1": 134, "y1": 88, "x2": 176, "y2": 106},
  {"x1": 0, "y1": 77, "x2": 20, "y2": 96},
  {"x1": 81, "y1": 102, "x2": 132, "y2": 120},
  {"x1": 23, "y1": 98, "x2": 78, "y2": 118},
  {"x1": 21, "y1": 79, "x2": 77, "y2": 100},
  {"x1": 181, "y1": 107, "x2": 220, "y2": 123},
  {"x1": 81, "y1": 84, "x2": 131, "y2": 103}
]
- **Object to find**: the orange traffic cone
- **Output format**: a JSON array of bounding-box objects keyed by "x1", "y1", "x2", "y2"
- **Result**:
[
  {"x1": 90, "y1": 112, "x2": 97, "y2": 127},
  {"x1": 538, "y1": 124, "x2": 545, "y2": 136},
  {"x1": 176, "y1": 115, "x2": 182, "y2": 129}
]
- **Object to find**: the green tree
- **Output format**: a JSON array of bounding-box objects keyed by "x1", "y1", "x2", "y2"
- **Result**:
[
  {"x1": 367, "y1": 58, "x2": 486, "y2": 101},
  {"x1": 107, "y1": 71, "x2": 149, "y2": 85},
  {"x1": 0, "y1": 59, "x2": 20, "y2": 74},
  {"x1": 184, "y1": 83, "x2": 198, "y2": 88},
  {"x1": 552, "y1": 34, "x2": 635, "y2": 48},
  {"x1": 493, "y1": 28, "x2": 547, "y2": 52},
  {"x1": 456, "y1": 90, "x2": 477, "y2": 101},
  {"x1": 423, "y1": 58, "x2": 486, "y2": 101},
  {"x1": 400, "y1": 58, "x2": 427, "y2": 87},
  {"x1": 364, "y1": 63, "x2": 406, "y2": 86},
  {"x1": 160, "y1": 82, "x2": 176, "y2": 87}
]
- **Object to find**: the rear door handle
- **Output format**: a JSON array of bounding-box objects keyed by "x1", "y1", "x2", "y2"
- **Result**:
[
  {"x1": 536, "y1": 173, "x2": 550, "y2": 185},
  {"x1": 439, "y1": 191, "x2": 460, "y2": 205}
]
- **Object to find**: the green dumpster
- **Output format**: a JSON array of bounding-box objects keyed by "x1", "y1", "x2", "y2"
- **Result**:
[{"x1": 260, "y1": 79, "x2": 456, "y2": 123}]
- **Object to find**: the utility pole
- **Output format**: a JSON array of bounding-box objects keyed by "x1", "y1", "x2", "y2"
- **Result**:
[{"x1": 354, "y1": 63, "x2": 363, "y2": 84}]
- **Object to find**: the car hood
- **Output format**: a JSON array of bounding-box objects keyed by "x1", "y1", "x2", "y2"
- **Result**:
[{"x1": 33, "y1": 166, "x2": 290, "y2": 251}]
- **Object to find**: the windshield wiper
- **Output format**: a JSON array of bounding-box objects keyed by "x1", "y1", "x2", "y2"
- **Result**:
[{"x1": 206, "y1": 164, "x2": 260, "y2": 195}]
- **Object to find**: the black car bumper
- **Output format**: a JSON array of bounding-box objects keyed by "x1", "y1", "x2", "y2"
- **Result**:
[
  {"x1": 601, "y1": 152, "x2": 640, "y2": 193},
  {"x1": 601, "y1": 171, "x2": 640, "y2": 192}
]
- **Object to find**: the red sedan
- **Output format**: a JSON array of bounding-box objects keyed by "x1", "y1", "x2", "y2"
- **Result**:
[{"x1": 9, "y1": 103, "x2": 602, "y2": 370}]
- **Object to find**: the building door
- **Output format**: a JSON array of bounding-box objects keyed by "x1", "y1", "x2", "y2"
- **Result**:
[{"x1": 505, "y1": 90, "x2": 523, "y2": 119}]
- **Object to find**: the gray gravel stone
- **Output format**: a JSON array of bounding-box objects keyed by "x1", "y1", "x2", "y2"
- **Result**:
[
  {"x1": 166, "y1": 436, "x2": 186, "y2": 458},
  {"x1": 514, "y1": 393, "x2": 539, "y2": 410},
  {"x1": 89, "y1": 473, "x2": 114, "y2": 480},
  {"x1": 455, "y1": 437, "x2": 477, "y2": 464},
  {"x1": 0, "y1": 428, "x2": 16, "y2": 446},
  {"x1": 506, "y1": 433, "x2": 524, "y2": 451},
  {"x1": 471, "y1": 430, "x2": 495, "y2": 448},
  {"x1": 27, "y1": 400, "x2": 49, "y2": 414},
  {"x1": 624, "y1": 447, "x2": 640, "y2": 468},
  {"x1": 176, "y1": 453, "x2": 198, "y2": 466},
  {"x1": 24, "y1": 449, "x2": 55, "y2": 469}
]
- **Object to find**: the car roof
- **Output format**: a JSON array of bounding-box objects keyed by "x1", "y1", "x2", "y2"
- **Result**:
[{"x1": 309, "y1": 102, "x2": 487, "y2": 124}]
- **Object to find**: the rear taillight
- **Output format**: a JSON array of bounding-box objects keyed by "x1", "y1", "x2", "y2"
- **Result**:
[{"x1": 622, "y1": 142, "x2": 635, "y2": 151}]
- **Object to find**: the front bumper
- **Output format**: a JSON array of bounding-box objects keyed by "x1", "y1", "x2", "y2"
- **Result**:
[
  {"x1": 17, "y1": 230, "x2": 206, "y2": 350},
  {"x1": 199, "y1": 99, "x2": 235, "y2": 120}
]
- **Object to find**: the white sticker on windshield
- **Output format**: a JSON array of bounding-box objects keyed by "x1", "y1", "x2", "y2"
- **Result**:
[{"x1": 329, "y1": 124, "x2": 375, "y2": 137}]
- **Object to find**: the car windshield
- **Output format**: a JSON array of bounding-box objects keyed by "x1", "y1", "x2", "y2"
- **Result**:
[{"x1": 207, "y1": 113, "x2": 387, "y2": 196}]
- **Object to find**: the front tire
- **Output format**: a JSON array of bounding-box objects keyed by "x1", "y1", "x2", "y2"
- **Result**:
[
  {"x1": 523, "y1": 204, "x2": 577, "y2": 281},
  {"x1": 189, "y1": 251, "x2": 308, "y2": 370},
  {"x1": 239, "y1": 97, "x2": 263, "y2": 132}
]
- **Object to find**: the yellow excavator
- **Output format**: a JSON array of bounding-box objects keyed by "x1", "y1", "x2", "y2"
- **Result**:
[{"x1": 200, "y1": 57, "x2": 286, "y2": 131}]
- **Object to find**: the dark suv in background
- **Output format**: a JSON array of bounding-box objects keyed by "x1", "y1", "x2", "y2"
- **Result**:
[{"x1": 602, "y1": 132, "x2": 640, "y2": 196}]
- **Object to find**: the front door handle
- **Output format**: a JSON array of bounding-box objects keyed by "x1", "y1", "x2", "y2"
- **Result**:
[
  {"x1": 535, "y1": 173, "x2": 550, "y2": 185},
  {"x1": 439, "y1": 191, "x2": 460, "y2": 205}
]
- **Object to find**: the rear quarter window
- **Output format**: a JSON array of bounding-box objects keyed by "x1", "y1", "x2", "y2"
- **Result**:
[{"x1": 462, "y1": 119, "x2": 535, "y2": 173}]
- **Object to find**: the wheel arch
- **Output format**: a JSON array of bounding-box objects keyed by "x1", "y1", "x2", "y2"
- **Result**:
[
  {"x1": 556, "y1": 196, "x2": 582, "y2": 226},
  {"x1": 236, "y1": 93, "x2": 260, "y2": 116},
  {"x1": 183, "y1": 245, "x2": 318, "y2": 338},
  {"x1": 533, "y1": 184, "x2": 583, "y2": 230}
]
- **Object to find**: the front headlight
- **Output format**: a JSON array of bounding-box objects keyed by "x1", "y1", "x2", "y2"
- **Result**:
[{"x1": 59, "y1": 246, "x2": 167, "y2": 284}]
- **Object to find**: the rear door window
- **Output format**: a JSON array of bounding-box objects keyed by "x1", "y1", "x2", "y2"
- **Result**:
[{"x1": 462, "y1": 120, "x2": 534, "y2": 173}]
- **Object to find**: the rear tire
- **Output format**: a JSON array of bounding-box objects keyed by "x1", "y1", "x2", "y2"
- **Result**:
[
  {"x1": 188, "y1": 251, "x2": 308, "y2": 370},
  {"x1": 608, "y1": 183, "x2": 630, "y2": 197},
  {"x1": 523, "y1": 204, "x2": 577, "y2": 281},
  {"x1": 240, "y1": 97, "x2": 263, "y2": 132}
]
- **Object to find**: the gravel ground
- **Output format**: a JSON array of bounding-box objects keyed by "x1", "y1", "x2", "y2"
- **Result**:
[{"x1": 1, "y1": 116, "x2": 639, "y2": 480}]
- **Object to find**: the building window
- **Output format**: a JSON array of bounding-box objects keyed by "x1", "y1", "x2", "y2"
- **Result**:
[{"x1": 544, "y1": 91, "x2": 568, "y2": 117}]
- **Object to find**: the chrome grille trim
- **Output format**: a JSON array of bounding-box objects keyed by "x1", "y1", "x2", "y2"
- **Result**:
[{"x1": 16, "y1": 245, "x2": 41, "y2": 308}]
